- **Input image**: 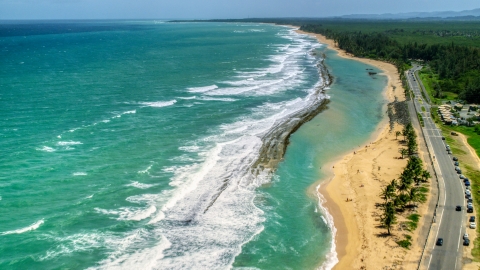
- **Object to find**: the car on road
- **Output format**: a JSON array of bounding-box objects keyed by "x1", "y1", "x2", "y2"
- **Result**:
[
  {"x1": 436, "y1": 238, "x2": 444, "y2": 246},
  {"x1": 464, "y1": 238, "x2": 470, "y2": 246},
  {"x1": 456, "y1": 205, "x2": 462, "y2": 211},
  {"x1": 453, "y1": 157, "x2": 459, "y2": 161},
  {"x1": 470, "y1": 216, "x2": 476, "y2": 222},
  {"x1": 470, "y1": 222, "x2": 476, "y2": 229}
]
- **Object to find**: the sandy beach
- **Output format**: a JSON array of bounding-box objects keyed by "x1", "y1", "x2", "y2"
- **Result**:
[{"x1": 294, "y1": 28, "x2": 436, "y2": 269}]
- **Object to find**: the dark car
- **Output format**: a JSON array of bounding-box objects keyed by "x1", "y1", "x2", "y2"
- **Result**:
[
  {"x1": 464, "y1": 238, "x2": 470, "y2": 246},
  {"x1": 465, "y1": 181, "x2": 471, "y2": 186},
  {"x1": 453, "y1": 157, "x2": 459, "y2": 161},
  {"x1": 470, "y1": 216, "x2": 476, "y2": 222},
  {"x1": 442, "y1": 137, "x2": 446, "y2": 140},
  {"x1": 468, "y1": 206, "x2": 474, "y2": 213},
  {"x1": 468, "y1": 198, "x2": 473, "y2": 203},
  {"x1": 456, "y1": 205, "x2": 462, "y2": 211},
  {"x1": 436, "y1": 238, "x2": 444, "y2": 246},
  {"x1": 455, "y1": 161, "x2": 460, "y2": 166}
]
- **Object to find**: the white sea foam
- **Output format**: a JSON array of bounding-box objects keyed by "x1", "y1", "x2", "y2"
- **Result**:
[
  {"x1": 315, "y1": 184, "x2": 339, "y2": 270},
  {"x1": 73, "y1": 172, "x2": 87, "y2": 176},
  {"x1": 113, "y1": 110, "x2": 137, "y2": 118},
  {"x1": 126, "y1": 181, "x2": 157, "y2": 189},
  {"x1": 57, "y1": 141, "x2": 83, "y2": 146},
  {"x1": 141, "y1": 100, "x2": 177, "y2": 108},
  {"x1": 37, "y1": 146, "x2": 56, "y2": 152},
  {"x1": 95, "y1": 205, "x2": 157, "y2": 221},
  {"x1": 178, "y1": 145, "x2": 200, "y2": 152},
  {"x1": 137, "y1": 164, "x2": 153, "y2": 174},
  {"x1": 1, "y1": 219, "x2": 44, "y2": 235},
  {"x1": 84, "y1": 26, "x2": 330, "y2": 270},
  {"x1": 200, "y1": 97, "x2": 237, "y2": 102},
  {"x1": 178, "y1": 96, "x2": 197, "y2": 100},
  {"x1": 187, "y1": 85, "x2": 218, "y2": 93}
]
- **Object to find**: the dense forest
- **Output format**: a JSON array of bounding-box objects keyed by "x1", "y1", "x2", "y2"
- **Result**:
[{"x1": 301, "y1": 24, "x2": 480, "y2": 103}]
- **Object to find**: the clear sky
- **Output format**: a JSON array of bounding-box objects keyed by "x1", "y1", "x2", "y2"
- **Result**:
[{"x1": 0, "y1": 0, "x2": 479, "y2": 20}]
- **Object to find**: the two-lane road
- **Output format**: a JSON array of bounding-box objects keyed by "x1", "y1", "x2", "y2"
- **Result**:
[{"x1": 406, "y1": 67, "x2": 466, "y2": 270}]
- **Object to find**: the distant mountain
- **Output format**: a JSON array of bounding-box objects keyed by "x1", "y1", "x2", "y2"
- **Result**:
[{"x1": 338, "y1": 8, "x2": 480, "y2": 20}]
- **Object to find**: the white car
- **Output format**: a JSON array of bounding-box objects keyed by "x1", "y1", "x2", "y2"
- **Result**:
[
  {"x1": 466, "y1": 190, "x2": 472, "y2": 196},
  {"x1": 466, "y1": 186, "x2": 471, "y2": 190},
  {"x1": 470, "y1": 222, "x2": 476, "y2": 229},
  {"x1": 460, "y1": 175, "x2": 466, "y2": 179},
  {"x1": 464, "y1": 233, "x2": 469, "y2": 239}
]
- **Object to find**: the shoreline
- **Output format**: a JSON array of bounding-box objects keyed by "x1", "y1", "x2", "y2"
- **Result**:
[{"x1": 292, "y1": 27, "x2": 407, "y2": 269}]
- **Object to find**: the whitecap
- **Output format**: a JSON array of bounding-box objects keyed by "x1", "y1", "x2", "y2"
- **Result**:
[
  {"x1": 1, "y1": 219, "x2": 44, "y2": 235},
  {"x1": 178, "y1": 145, "x2": 200, "y2": 152},
  {"x1": 57, "y1": 141, "x2": 83, "y2": 146},
  {"x1": 94, "y1": 205, "x2": 157, "y2": 221},
  {"x1": 126, "y1": 181, "x2": 157, "y2": 189},
  {"x1": 200, "y1": 97, "x2": 237, "y2": 102},
  {"x1": 73, "y1": 172, "x2": 87, "y2": 176},
  {"x1": 178, "y1": 96, "x2": 196, "y2": 100},
  {"x1": 113, "y1": 110, "x2": 137, "y2": 118},
  {"x1": 186, "y1": 85, "x2": 218, "y2": 93},
  {"x1": 141, "y1": 100, "x2": 177, "y2": 108},
  {"x1": 37, "y1": 146, "x2": 56, "y2": 152},
  {"x1": 137, "y1": 164, "x2": 153, "y2": 174}
]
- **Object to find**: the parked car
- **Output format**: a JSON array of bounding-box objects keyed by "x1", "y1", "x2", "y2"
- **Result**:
[
  {"x1": 465, "y1": 181, "x2": 471, "y2": 186},
  {"x1": 467, "y1": 194, "x2": 472, "y2": 200},
  {"x1": 468, "y1": 202, "x2": 473, "y2": 208},
  {"x1": 436, "y1": 238, "x2": 444, "y2": 246},
  {"x1": 464, "y1": 233, "x2": 469, "y2": 239},
  {"x1": 453, "y1": 157, "x2": 459, "y2": 161},
  {"x1": 470, "y1": 216, "x2": 476, "y2": 222},
  {"x1": 466, "y1": 185, "x2": 471, "y2": 190},
  {"x1": 468, "y1": 206, "x2": 474, "y2": 213},
  {"x1": 442, "y1": 137, "x2": 446, "y2": 140},
  {"x1": 454, "y1": 161, "x2": 460, "y2": 166},
  {"x1": 466, "y1": 190, "x2": 471, "y2": 196},
  {"x1": 470, "y1": 222, "x2": 476, "y2": 229},
  {"x1": 464, "y1": 238, "x2": 470, "y2": 246},
  {"x1": 468, "y1": 198, "x2": 473, "y2": 203},
  {"x1": 460, "y1": 174, "x2": 466, "y2": 179},
  {"x1": 448, "y1": 150, "x2": 452, "y2": 154}
]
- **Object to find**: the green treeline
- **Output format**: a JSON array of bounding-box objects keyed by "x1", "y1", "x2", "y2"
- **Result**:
[{"x1": 300, "y1": 24, "x2": 480, "y2": 103}]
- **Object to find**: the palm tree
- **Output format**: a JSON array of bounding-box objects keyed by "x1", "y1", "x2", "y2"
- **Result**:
[
  {"x1": 399, "y1": 148, "x2": 408, "y2": 159},
  {"x1": 381, "y1": 201, "x2": 397, "y2": 234},
  {"x1": 408, "y1": 187, "x2": 421, "y2": 207},
  {"x1": 395, "y1": 131, "x2": 401, "y2": 140},
  {"x1": 420, "y1": 170, "x2": 431, "y2": 183},
  {"x1": 381, "y1": 183, "x2": 396, "y2": 203}
]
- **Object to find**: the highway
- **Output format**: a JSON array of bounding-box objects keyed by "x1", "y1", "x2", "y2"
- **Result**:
[{"x1": 406, "y1": 66, "x2": 467, "y2": 270}]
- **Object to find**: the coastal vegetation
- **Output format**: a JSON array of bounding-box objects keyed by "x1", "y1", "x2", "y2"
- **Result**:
[
  {"x1": 379, "y1": 122, "x2": 429, "y2": 249},
  {"x1": 299, "y1": 23, "x2": 480, "y2": 104}
]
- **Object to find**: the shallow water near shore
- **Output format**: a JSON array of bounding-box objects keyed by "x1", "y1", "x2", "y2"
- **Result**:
[
  {"x1": 0, "y1": 21, "x2": 386, "y2": 269},
  {"x1": 233, "y1": 47, "x2": 388, "y2": 269}
]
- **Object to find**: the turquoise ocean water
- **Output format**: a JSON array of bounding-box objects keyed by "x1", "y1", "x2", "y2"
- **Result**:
[{"x1": 0, "y1": 21, "x2": 387, "y2": 269}]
